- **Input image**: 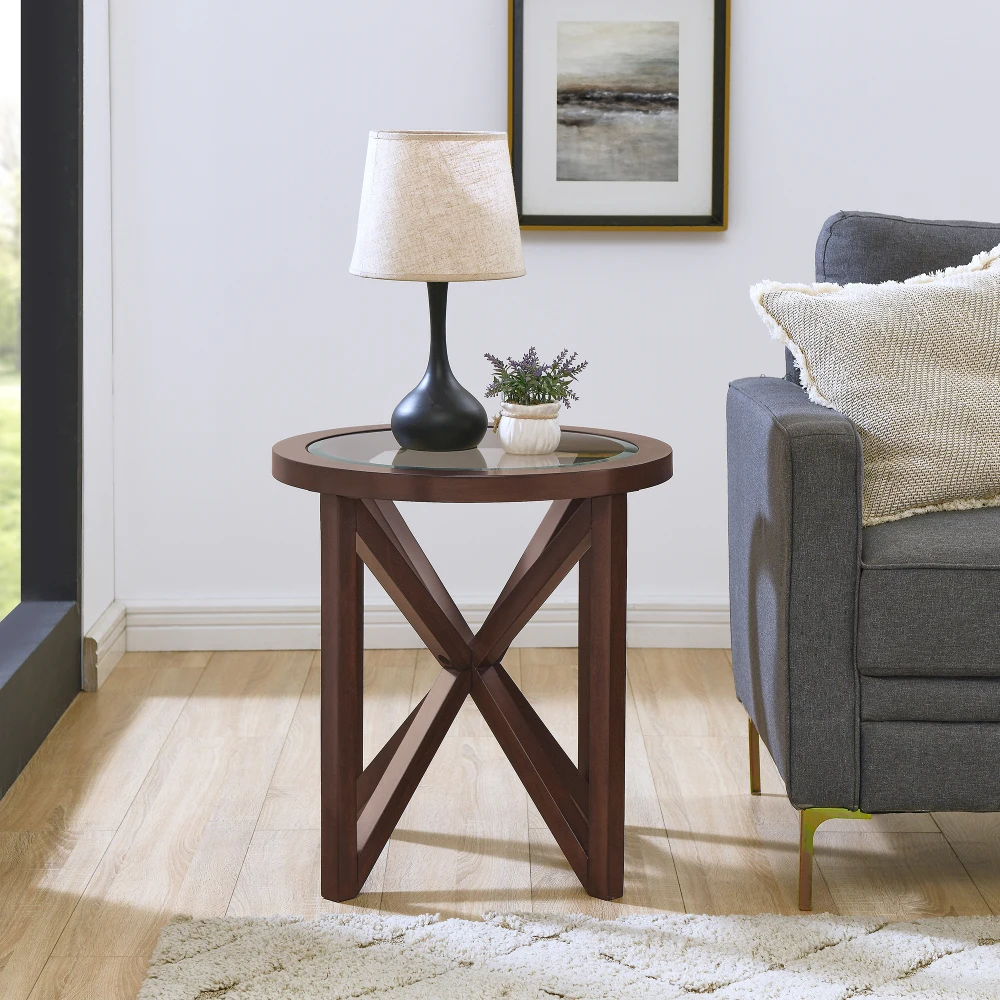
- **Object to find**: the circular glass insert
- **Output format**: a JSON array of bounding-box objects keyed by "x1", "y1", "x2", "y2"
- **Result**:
[{"x1": 307, "y1": 428, "x2": 638, "y2": 471}]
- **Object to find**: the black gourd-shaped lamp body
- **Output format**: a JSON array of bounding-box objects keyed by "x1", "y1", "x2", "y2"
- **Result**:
[{"x1": 391, "y1": 282, "x2": 488, "y2": 452}]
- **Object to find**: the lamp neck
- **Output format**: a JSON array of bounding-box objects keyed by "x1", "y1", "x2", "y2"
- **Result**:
[{"x1": 425, "y1": 281, "x2": 450, "y2": 378}]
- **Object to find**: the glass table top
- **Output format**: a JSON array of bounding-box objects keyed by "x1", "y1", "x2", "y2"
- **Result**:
[{"x1": 307, "y1": 429, "x2": 638, "y2": 471}]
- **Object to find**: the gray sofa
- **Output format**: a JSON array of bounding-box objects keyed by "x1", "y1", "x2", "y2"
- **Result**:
[{"x1": 727, "y1": 211, "x2": 1000, "y2": 909}]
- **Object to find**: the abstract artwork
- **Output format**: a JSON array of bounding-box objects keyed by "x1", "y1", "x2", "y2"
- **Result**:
[
  {"x1": 557, "y1": 22, "x2": 679, "y2": 182},
  {"x1": 511, "y1": 0, "x2": 729, "y2": 229}
]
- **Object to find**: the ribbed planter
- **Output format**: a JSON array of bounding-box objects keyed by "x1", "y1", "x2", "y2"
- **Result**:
[{"x1": 496, "y1": 401, "x2": 561, "y2": 455}]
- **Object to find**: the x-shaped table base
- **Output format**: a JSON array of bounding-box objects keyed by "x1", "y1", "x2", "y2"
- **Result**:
[{"x1": 319, "y1": 492, "x2": 627, "y2": 901}]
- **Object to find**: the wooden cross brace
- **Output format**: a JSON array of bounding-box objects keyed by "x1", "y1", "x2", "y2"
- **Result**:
[{"x1": 319, "y1": 492, "x2": 627, "y2": 902}]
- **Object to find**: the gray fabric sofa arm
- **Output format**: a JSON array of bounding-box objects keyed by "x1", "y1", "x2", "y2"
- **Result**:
[{"x1": 727, "y1": 377, "x2": 863, "y2": 809}]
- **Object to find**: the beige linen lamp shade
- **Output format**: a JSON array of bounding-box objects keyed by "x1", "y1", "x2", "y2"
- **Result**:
[{"x1": 349, "y1": 131, "x2": 525, "y2": 281}]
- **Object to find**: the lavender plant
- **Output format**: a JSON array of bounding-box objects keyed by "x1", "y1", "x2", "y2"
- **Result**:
[{"x1": 484, "y1": 347, "x2": 588, "y2": 408}]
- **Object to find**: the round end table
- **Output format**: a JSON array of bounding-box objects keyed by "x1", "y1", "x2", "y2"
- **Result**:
[{"x1": 272, "y1": 425, "x2": 672, "y2": 902}]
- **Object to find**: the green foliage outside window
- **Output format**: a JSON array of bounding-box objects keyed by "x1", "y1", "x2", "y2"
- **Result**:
[
  {"x1": 0, "y1": 106, "x2": 20, "y2": 618},
  {"x1": 0, "y1": 107, "x2": 19, "y2": 369}
]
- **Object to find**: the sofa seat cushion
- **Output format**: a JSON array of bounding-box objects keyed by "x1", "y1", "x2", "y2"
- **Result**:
[
  {"x1": 861, "y1": 676, "x2": 1000, "y2": 722},
  {"x1": 858, "y1": 507, "x2": 1000, "y2": 677},
  {"x1": 860, "y1": 721, "x2": 1000, "y2": 812}
]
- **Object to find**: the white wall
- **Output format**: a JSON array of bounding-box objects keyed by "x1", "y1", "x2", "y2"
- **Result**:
[
  {"x1": 82, "y1": 0, "x2": 115, "y2": 635},
  {"x1": 108, "y1": 1, "x2": 1000, "y2": 648}
]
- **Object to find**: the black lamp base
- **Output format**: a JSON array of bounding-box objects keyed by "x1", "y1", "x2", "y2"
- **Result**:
[{"x1": 391, "y1": 282, "x2": 488, "y2": 452}]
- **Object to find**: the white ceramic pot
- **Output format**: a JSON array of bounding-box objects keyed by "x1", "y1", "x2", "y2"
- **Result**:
[{"x1": 496, "y1": 401, "x2": 561, "y2": 455}]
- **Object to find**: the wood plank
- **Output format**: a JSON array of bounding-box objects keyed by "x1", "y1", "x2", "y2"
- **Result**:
[
  {"x1": 5, "y1": 645, "x2": 998, "y2": 964},
  {"x1": 257, "y1": 651, "x2": 417, "y2": 831},
  {"x1": 363, "y1": 650, "x2": 423, "y2": 765},
  {"x1": 931, "y1": 813, "x2": 1000, "y2": 914},
  {"x1": 635, "y1": 650, "x2": 961, "y2": 916},
  {"x1": 520, "y1": 648, "x2": 578, "y2": 668},
  {"x1": 528, "y1": 820, "x2": 683, "y2": 918},
  {"x1": 378, "y1": 735, "x2": 532, "y2": 918},
  {"x1": 381, "y1": 648, "x2": 531, "y2": 917},
  {"x1": 518, "y1": 654, "x2": 679, "y2": 865},
  {"x1": 169, "y1": 650, "x2": 311, "y2": 739},
  {"x1": 517, "y1": 651, "x2": 580, "y2": 765},
  {"x1": 27, "y1": 957, "x2": 148, "y2": 1000},
  {"x1": 524, "y1": 666, "x2": 685, "y2": 916},
  {"x1": 646, "y1": 734, "x2": 833, "y2": 914},
  {"x1": 0, "y1": 830, "x2": 115, "y2": 1000},
  {"x1": 112, "y1": 650, "x2": 212, "y2": 672},
  {"x1": 228, "y1": 829, "x2": 384, "y2": 917},
  {"x1": 485, "y1": 662, "x2": 588, "y2": 819},
  {"x1": 51, "y1": 733, "x2": 286, "y2": 958},
  {"x1": 357, "y1": 667, "x2": 472, "y2": 881},
  {"x1": 853, "y1": 813, "x2": 939, "y2": 833},
  {"x1": 519, "y1": 655, "x2": 581, "y2": 832},
  {"x1": 358, "y1": 698, "x2": 424, "y2": 812},
  {"x1": 471, "y1": 666, "x2": 588, "y2": 880},
  {"x1": 0, "y1": 659, "x2": 206, "y2": 833},
  {"x1": 629, "y1": 647, "x2": 745, "y2": 737},
  {"x1": 255, "y1": 655, "x2": 322, "y2": 831},
  {"x1": 816, "y1": 827, "x2": 991, "y2": 918}
]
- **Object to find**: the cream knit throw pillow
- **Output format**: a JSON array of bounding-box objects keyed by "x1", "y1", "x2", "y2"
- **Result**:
[{"x1": 751, "y1": 245, "x2": 1000, "y2": 525}]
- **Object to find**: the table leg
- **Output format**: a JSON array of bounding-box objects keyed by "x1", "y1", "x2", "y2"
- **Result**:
[
  {"x1": 578, "y1": 549, "x2": 591, "y2": 785},
  {"x1": 314, "y1": 492, "x2": 630, "y2": 902},
  {"x1": 583, "y1": 493, "x2": 627, "y2": 900},
  {"x1": 320, "y1": 494, "x2": 363, "y2": 901}
]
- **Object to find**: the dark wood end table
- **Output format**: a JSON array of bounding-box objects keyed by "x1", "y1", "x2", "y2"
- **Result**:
[{"x1": 272, "y1": 425, "x2": 672, "y2": 901}]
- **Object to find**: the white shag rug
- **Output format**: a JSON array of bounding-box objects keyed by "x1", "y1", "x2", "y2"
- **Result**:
[{"x1": 138, "y1": 911, "x2": 1000, "y2": 999}]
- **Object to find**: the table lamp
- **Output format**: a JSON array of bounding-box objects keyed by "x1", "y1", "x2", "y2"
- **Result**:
[{"x1": 350, "y1": 131, "x2": 525, "y2": 451}]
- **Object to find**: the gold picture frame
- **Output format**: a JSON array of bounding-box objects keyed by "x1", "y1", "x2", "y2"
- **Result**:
[{"x1": 509, "y1": 0, "x2": 730, "y2": 231}]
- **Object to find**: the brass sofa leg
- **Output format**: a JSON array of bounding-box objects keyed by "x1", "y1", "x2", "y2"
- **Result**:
[
  {"x1": 798, "y1": 807, "x2": 871, "y2": 910},
  {"x1": 748, "y1": 718, "x2": 761, "y2": 795}
]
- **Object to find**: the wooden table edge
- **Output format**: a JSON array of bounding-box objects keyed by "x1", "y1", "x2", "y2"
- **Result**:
[{"x1": 272, "y1": 424, "x2": 673, "y2": 502}]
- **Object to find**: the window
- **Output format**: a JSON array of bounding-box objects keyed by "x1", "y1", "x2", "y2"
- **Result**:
[
  {"x1": 0, "y1": 0, "x2": 82, "y2": 798},
  {"x1": 0, "y1": 1, "x2": 19, "y2": 620}
]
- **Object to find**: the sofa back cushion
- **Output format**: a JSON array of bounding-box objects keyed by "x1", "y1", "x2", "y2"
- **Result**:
[
  {"x1": 784, "y1": 212, "x2": 1000, "y2": 380},
  {"x1": 816, "y1": 211, "x2": 1000, "y2": 284}
]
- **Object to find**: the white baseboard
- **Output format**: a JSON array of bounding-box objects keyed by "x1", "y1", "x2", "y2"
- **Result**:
[
  {"x1": 123, "y1": 598, "x2": 730, "y2": 651},
  {"x1": 83, "y1": 600, "x2": 127, "y2": 690}
]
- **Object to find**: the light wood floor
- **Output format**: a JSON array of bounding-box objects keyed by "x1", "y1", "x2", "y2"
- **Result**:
[{"x1": 2, "y1": 648, "x2": 998, "y2": 999}]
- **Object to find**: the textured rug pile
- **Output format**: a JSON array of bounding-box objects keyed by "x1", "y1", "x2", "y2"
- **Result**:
[{"x1": 139, "y1": 911, "x2": 1000, "y2": 999}]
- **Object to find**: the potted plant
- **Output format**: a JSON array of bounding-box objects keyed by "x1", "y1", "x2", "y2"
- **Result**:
[{"x1": 485, "y1": 348, "x2": 588, "y2": 455}]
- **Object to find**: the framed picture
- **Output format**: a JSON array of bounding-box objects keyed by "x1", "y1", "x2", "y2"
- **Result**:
[{"x1": 509, "y1": 0, "x2": 729, "y2": 230}]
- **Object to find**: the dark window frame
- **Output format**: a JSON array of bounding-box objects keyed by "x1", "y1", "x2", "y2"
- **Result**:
[{"x1": 0, "y1": 0, "x2": 83, "y2": 797}]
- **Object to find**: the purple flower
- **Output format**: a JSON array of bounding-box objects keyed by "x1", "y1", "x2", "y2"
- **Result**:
[{"x1": 483, "y1": 347, "x2": 588, "y2": 408}]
